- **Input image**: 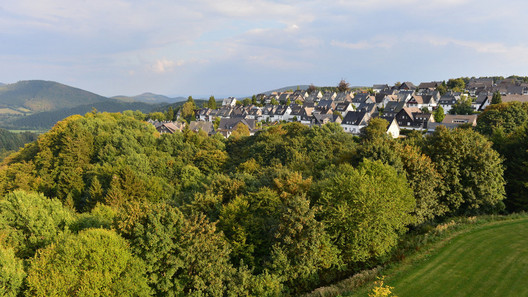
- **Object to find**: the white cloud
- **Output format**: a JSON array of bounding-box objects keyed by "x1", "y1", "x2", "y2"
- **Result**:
[
  {"x1": 150, "y1": 59, "x2": 181, "y2": 73},
  {"x1": 334, "y1": 0, "x2": 473, "y2": 10},
  {"x1": 2, "y1": 0, "x2": 528, "y2": 96},
  {"x1": 331, "y1": 37, "x2": 397, "y2": 50},
  {"x1": 420, "y1": 34, "x2": 527, "y2": 54}
]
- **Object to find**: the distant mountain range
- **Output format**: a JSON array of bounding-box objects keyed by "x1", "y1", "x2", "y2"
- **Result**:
[
  {"x1": 9, "y1": 101, "x2": 157, "y2": 130},
  {"x1": 112, "y1": 93, "x2": 187, "y2": 104},
  {"x1": 257, "y1": 85, "x2": 311, "y2": 96},
  {"x1": 0, "y1": 80, "x2": 108, "y2": 113},
  {"x1": 0, "y1": 80, "x2": 161, "y2": 130}
]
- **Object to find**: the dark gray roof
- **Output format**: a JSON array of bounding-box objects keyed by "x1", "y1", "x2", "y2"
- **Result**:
[
  {"x1": 335, "y1": 102, "x2": 353, "y2": 112},
  {"x1": 342, "y1": 111, "x2": 368, "y2": 125},
  {"x1": 356, "y1": 103, "x2": 377, "y2": 113},
  {"x1": 373, "y1": 84, "x2": 389, "y2": 90},
  {"x1": 399, "y1": 82, "x2": 417, "y2": 90},
  {"x1": 218, "y1": 118, "x2": 256, "y2": 131},
  {"x1": 318, "y1": 99, "x2": 334, "y2": 108},
  {"x1": 418, "y1": 82, "x2": 441, "y2": 89},
  {"x1": 290, "y1": 105, "x2": 304, "y2": 116},
  {"x1": 475, "y1": 93, "x2": 490, "y2": 104},
  {"x1": 273, "y1": 105, "x2": 289, "y2": 116}
]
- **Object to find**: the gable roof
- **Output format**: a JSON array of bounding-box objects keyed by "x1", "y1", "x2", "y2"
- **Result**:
[
  {"x1": 335, "y1": 102, "x2": 353, "y2": 112},
  {"x1": 384, "y1": 101, "x2": 406, "y2": 113},
  {"x1": 313, "y1": 113, "x2": 341, "y2": 125},
  {"x1": 352, "y1": 93, "x2": 375, "y2": 104},
  {"x1": 408, "y1": 95, "x2": 436, "y2": 105},
  {"x1": 356, "y1": 103, "x2": 377, "y2": 114},
  {"x1": 156, "y1": 122, "x2": 184, "y2": 134},
  {"x1": 399, "y1": 82, "x2": 416, "y2": 90},
  {"x1": 400, "y1": 107, "x2": 422, "y2": 120},
  {"x1": 442, "y1": 114, "x2": 478, "y2": 125},
  {"x1": 475, "y1": 93, "x2": 490, "y2": 104},
  {"x1": 342, "y1": 111, "x2": 368, "y2": 125},
  {"x1": 418, "y1": 82, "x2": 441, "y2": 89},
  {"x1": 373, "y1": 84, "x2": 389, "y2": 90},
  {"x1": 334, "y1": 92, "x2": 353, "y2": 102},
  {"x1": 189, "y1": 121, "x2": 215, "y2": 135},
  {"x1": 218, "y1": 118, "x2": 256, "y2": 131},
  {"x1": 273, "y1": 105, "x2": 291, "y2": 116}
]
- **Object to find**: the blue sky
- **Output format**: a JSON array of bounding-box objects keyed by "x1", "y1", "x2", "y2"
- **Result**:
[{"x1": 1, "y1": 0, "x2": 528, "y2": 98}]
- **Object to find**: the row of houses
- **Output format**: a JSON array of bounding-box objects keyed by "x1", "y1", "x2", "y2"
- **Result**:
[{"x1": 152, "y1": 78, "x2": 528, "y2": 138}]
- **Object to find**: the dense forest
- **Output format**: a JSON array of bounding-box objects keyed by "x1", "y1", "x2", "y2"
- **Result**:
[
  {"x1": 0, "y1": 129, "x2": 38, "y2": 160},
  {"x1": 7, "y1": 100, "x2": 158, "y2": 130},
  {"x1": 0, "y1": 101, "x2": 526, "y2": 296}
]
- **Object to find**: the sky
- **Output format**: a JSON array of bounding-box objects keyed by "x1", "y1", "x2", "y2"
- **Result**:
[{"x1": 1, "y1": 0, "x2": 528, "y2": 98}]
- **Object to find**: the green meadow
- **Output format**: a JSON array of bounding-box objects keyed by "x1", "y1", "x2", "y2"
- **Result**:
[{"x1": 349, "y1": 218, "x2": 528, "y2": 297}]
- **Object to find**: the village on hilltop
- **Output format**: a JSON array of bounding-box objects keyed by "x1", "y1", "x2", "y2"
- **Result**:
[{"x1": 149, "y1": 77, "x2": 528, "y2": 138}]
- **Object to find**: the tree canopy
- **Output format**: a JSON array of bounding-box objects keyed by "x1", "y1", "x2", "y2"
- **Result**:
[
  {"x1": 25, "y1": 228, "x2": 151, "y2": 296},
  {"x1": 316, "y1": 160, "x2": 414, "y2": 265},
  {"x1": 424, "y1": 127, "x2": 506, "y2": 214},
  {"x1": 0, "y1": 110, "x2": 518, "y2": 295}
]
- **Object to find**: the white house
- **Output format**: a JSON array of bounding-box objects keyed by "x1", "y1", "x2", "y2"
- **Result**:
[{"x1": 222, "y1": 97, "x2": 237, "y2": 107}]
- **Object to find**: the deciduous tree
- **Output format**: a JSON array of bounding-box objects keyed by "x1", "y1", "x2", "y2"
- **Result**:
[
  {"x1": 433, "y1": 105, "x2": 445, "y2": 123},
  {"x1": 476, "y1": 102, "x2": 528, "y2": 136},
  {"x1": 0, "y1": 246, "x2": 25, "y2": 297},
  {"x1": 450, "y1": 96, "x2": 474, "y2": 115},
  {"x1": 316, "y1": 160, "x2": 415, "y2": 265},
  {"x1": 337, "y1": 79, "x2": 350, "y2": 93},
  {"x1": 424, "y1": 127, "x2": 506, "y2": 214},
  {"x1": 115, "y1": 202, "x2": 234, "y2": 296},
  {"x1": 0, "y1": 191, "x2": 74, "y2": 259},
  {"x1": 25, "y1": 228, "x2": 151, "y2": 296}
]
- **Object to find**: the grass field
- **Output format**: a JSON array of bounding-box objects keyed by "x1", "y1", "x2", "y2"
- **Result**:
[
  {"x1": 7, "y1": 129, "x2": 47, "y2": 134},
  {"x1": 0, "y1": 108, "x2": 22, "y2": 115},
  {"x1": 358, "y1": 218, "x2": 528, "y2": 297}
]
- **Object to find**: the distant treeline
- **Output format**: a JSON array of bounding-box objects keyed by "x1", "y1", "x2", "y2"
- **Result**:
[{"x1": 6, "y1": 100, "x2": 159, "y2": 129}]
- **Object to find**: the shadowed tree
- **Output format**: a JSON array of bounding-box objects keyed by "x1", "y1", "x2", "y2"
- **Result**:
[
  {"x1": 307, "y1": 84, "x2": 317, "y2": 94},
  {"x1": 491, "y1": 91, "x2": 502, "y2": 105},
  {"x1": 337, "y1": 80, "x2": 350, "y2": 93}
]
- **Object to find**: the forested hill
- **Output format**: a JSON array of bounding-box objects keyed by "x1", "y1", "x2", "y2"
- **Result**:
[
  {"x1": 0, "y1": 128, "x2": 38, "y2": 152},
  {"x1": 0, "y1": 109, "x2": 515, "y2": 296},
  {"x1": 0, "y1": 80, "x2": 108, "y2": 112},
  {"x1": 112, "y1": 92, "x2": 186, "y2": 104},
  {"x1": 7, "y1": 100, "x2": 159, "y2": 129},
  {"x1": 0, "y1": 80, "x2": 165, "y2": 129}
]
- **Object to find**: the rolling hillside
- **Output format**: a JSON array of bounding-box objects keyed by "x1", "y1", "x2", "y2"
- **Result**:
[
  {"x1": 8, "y1": 100, "x2": 159, "y2": 129},
  {"x1": 258, "y1": 85, "x2": 311, "y2": 95},
  {"x1": 112, "y1": 92, "x2": 186, "y2": 104},
  {"x1": 0, "y1": 80, "x2": 107, "y2": 113},
  {"x1": 0, "y1": 80, "x2": 161, "y2": 129},
  {"x1": 346, "y1": 218, "x2": 528, "y2": 297}
]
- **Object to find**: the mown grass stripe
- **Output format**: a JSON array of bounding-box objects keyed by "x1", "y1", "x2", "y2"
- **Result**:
[{"x1": 388, "y1": 219, "x2": 528, "y2": 297}]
